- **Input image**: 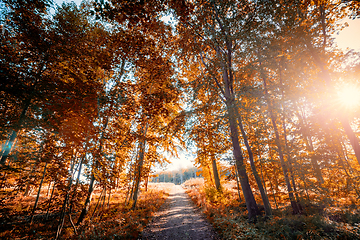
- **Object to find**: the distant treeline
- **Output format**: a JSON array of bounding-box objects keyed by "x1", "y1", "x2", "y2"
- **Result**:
[{"x1": 151, "y1": 167, "x2": 202, "y2": 185}]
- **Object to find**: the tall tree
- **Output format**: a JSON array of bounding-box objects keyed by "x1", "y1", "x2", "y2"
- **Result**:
[{"x1": 173, "y1": 0, "x2": 261, "y2": 221}]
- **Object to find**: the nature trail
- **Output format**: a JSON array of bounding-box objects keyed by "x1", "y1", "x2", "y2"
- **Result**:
[{"x1": 140, "y1": 185, "x2": 219, "y2": 240}]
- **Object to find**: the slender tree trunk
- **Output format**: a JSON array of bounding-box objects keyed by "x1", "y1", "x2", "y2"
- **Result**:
[
  {"x1": 128, "y1": 178, "x2": 136, "y2": 206},
  {"x1": 211, "y1": 157, "x2": 221, "y2": 191},
  {"x1": 107, "y1": 188, "x2": 111, "y2": 208},
  {"x1": 145, "y1": 176, "x2": 149, "y2": 191},
  {"x1": 77, "y1": 117, "x2": 108, "y2": 224},
  {"x1": 69, "y1": 150, "x2": 86, "y2": 211},
  {"x1": 267, "y1": 171, "x2": 279, "y2": 210},
  {"x1": 76, "y1": 174, "x2": 95, "y2": 226},
  {"x1": 236, "y1": 108, "x2": 272, "y2": 216},
  {"x1": 257, "y1": 152, "x2": 268, "y2": 196},
  {"x1": 196, "y1": 10, "x2": 259, "y2": 220},
  {"x1": 56, "y1": 154, "x2": 76, "y2": 240},
  {"x1": 0, "y1": 130, "x2": 18, "y2": 165},
  {"x1": 131, "y1": 82, "x2": 153, "y2": 210},
  {"x1": 208, "y1": 136, "x2": 221, "y2": 191},
  {"x1": 210, "y1": 42, "x2": 259, "y2": 220},
  {"x1": 46, "y1": 180, "x2": 56, "y2": 221},
  {"x1": 67, "y1": 154, "x2": 85, "y2": 225},
  {"x1": 295, "y1": 105, "x2": 324, "y2": 183},
  {"x1": 268, "y1": 150, "x2": 279, "y2": 210},
  {"x1": 340, "y1": 118, "x2": 360, "y2": 164},
  {"x1": 227, "y1": 101, "x2": 259, "y2": 221},
  {"x1": 132, "y1": 142, "x2": 145, "y2": 209},
  {"x1": 132, "y1": 121, "x2": 149, "y2": 210},
  {"x1": 101, "y1": 187, "x2": 106, "y2": 209},
  {"x1": 306, "y1": 42, "x2": 360, "y2": 165},
  {"x1": 0, "y1": 61, "x2": 45, "y2": 166},
  {"x1": 46, "y1": 181, "x2": 52, "y2": 197},
  {"x1": 124, "y1": 177, "x2": 132, "y2": 206},
  {"x1": 278, "y1": 58, "x2": 302, "y2": 203},
  {"x1": 282, "y1": 115, "x2": 301, "y2": 203},
  {"x1": 91, "y1": 187, "x2": 105, "y2": 221},
  {"x1": 234, "y1": 166, "x2": 242, "y2": 202},
  {"x1": 259, "y1": 58, "x2": 300, "y2": 214},
  {"x1": 30, "y1": 162, "x2": 48, "y2": 224},
  {"x1": 206, "y1": 164, "x2": 214, "y2": 187},
  {"x1": 24, "y1": 149, "x2": 43, "y2": 196}
]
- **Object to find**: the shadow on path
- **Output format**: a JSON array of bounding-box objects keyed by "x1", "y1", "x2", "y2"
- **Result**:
[{"x1": 140, "y1": 185, "x2": 219, "y2": 240}]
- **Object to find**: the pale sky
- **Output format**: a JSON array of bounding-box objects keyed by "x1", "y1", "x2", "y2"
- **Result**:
[
  {"x1": 53, "y1": 0, "x2": 360, "y2": 171},
  {"x1": 55, "y1": 0, "x2": 360, "y2": 51},
  {"x1": 335, "y1": 18, "x2": 360, "y2": 52}
]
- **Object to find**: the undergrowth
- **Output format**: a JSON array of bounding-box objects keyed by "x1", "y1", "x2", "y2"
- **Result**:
[
  {"x1": 73, "y1": 190, "x2": 168, "y2": 239},
  {"x1": 0, "y1": 187, "x2": 169, "y2": 240},
  {"x1": 184, "y1": 179, "x2": 360, "y2": 239}
]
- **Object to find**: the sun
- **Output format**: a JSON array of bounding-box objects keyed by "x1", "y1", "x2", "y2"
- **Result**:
[{"x1": 337, "y1": 84, "x2": 360, "y2": 109}]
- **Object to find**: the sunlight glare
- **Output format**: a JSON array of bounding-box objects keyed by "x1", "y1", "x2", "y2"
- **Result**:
[{"x1": 337, "y1": 85, "x2": 360, "y2": 109}]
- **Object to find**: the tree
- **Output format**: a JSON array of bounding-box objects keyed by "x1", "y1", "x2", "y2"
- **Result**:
[{"x1": 173, "y1": 0, "x2": 262, "y2": 221}]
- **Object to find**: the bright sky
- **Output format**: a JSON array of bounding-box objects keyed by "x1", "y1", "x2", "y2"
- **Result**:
[
  {"x1": 335, "y1": 18, "x2": 360, "y2": 52},
  {"x1": 53, "y1": 0, "x2": 360, "y2": 171},
  {"x1": 55, "y1": 0, "x2": 360, "y2": 51},
  {"x1": 165, "y1": 150, "x2": 195, "y2": 172}
]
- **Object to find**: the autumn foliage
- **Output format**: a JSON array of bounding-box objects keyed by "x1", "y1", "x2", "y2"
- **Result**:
[{"x1": 1, "y1": 0, "x2": 360, "y2": 239}]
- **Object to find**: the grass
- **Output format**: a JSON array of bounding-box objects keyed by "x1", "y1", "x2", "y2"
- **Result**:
[
  {"x1": 183, "y1": 178, "x2": 360, "y2": 240},
  {"x1": 0, "y1": 183, "x2": 174, "y2": 240}
]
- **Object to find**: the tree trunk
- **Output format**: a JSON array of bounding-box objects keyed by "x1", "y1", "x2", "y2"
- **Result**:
[
  {"x1": 107, "y1": 188, "x2": 111, "y2": 208},
  {"x1": 132, "y1": 142, "x2": 145, "y2": 209},
  {"x1": 305, "y1": 42, "x2": 360, "y2": 165},
  {"x1": 259, "y1": 59, "x2": 300, "y2": 214},
  {"x1": 236, "y1": 108, "x2": 272, "y2": 216},
  {"x1": 131, "y1": 122, "x2": 149, "y2": 210},
  {"x1": 234, "y1": 166, "x2": 242, "y2": 202},
  {"x1": 340, "y1": 118, "x2": 360, "y2": 165},
  {"x1": 90, "y1": 187, "x2": 105, "y2": 221},
  {"x1": 0, "y1": 61, "x2": 45, "y2": 166},
  {"x1": 195, "y1": 9, "x2": 259, "y2": 220},
  {"x1": 76, "y1": 173, "x2": 95, "y2": 226},
  {"x1": 206, "y1": 164, "x2": 215, "y2": 187},
  {"x1": 56, "y1": 154, "x2": 76, "y2": 240},
  {"x1": 77, "y1": 117, "x2": 108, "y2": 224},
  {"x1": 131, "y1": 82, "x2": 153, "y2": 210},
  {"x1": 46, "y1": 180, "x2": 56, "y2": 221},
  {"x1": 281, "y1": 112, "x2": 300, "y2": 202},
  {"x1": 211, "y1": 39, "x2": 259, "y2": 220},
  {"x1": 295, "y1": 105, "x2": 324, "y2": 183},
  {"x1": 0, "y1": 130, "x2": 18, "y2": 165},
  {"x1": 24, "y1": 152, "x2": 43, "y2": 197},
  {"x1": 227, "y1": 101, "x2": 259, "y2": 221},
  {"x1": 30, "y1": 162, "x2": 48, "y2": 224},
  {"x1": 211, "y1": 157, "x2": 221, "y2": 191},
  {"x1": 46, "y1": 181, "x2": 52, "y2": 197}
]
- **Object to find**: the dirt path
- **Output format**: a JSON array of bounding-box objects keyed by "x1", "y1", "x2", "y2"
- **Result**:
[{"x1": 140, "y1": 185, "x2": 220, "y2": 240}]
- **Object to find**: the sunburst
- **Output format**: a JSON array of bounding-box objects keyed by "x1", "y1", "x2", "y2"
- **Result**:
[{"x1": 337, "y1": 84, "x2": 360, "y2": 110}]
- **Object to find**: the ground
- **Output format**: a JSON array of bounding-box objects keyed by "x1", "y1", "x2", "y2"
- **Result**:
[{"x1": 140, "y1": 185, "x2": 219, "y2": 240}]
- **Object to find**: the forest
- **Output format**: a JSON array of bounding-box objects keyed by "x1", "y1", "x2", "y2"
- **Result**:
[
  {"x1": 151, "y1": 167, "x2": 201, "y2": 184},
  {"x1": 1, "y1": 0, "x2": 360, "y2": 239}
]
